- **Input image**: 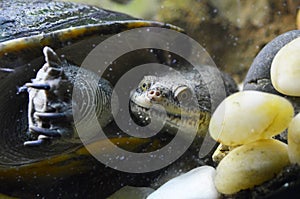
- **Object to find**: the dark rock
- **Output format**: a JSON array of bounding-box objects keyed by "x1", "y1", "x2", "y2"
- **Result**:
[
  {"x1": 243, "y1": 30, "x2": 300, "y2": 94},
  {"x1": 243, "y1": 30, "x2": 300, "y2": 113}
]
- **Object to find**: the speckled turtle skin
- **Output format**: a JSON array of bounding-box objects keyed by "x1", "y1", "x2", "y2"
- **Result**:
[{"x1": 243, "y1": 30, "x2": 300, "y2": 113}]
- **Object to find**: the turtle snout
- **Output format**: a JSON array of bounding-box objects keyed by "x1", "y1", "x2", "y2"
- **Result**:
[{"x1": 147, "y1": 89, "x2": 162, "y2": 101}]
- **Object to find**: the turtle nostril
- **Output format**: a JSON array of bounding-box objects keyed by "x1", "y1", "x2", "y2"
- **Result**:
[{"x1": 147, "y1": 89, "x2": 162, "y2": 101}]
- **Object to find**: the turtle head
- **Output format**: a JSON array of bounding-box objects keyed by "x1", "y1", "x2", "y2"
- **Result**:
[{"x1": 129, "y1": 74, "x2": 203, "y2": 132}]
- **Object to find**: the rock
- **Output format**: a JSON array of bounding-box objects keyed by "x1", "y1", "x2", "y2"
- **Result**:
[
  {"x1": 243, "y1": 30, "x2": 300, "y2": 113},
  {"x1": 214, "y1": 139, "x2": 290, "y2": 195},
  {"x1": 108, "y1": 186, "x2": 154, "y2": 199},
  {"x1": 222, "y1": 164, "x2": 300, "y2": 198},
  {"x1": 244, "y1": 30, "x2": 300, "y2": 94},
  {"x1": 271, "y1": 37, "x2": 300, "y2": 96},
  {"x1": 288, "y1": 113, "x2": 300, "y2": 164},
  {"x1": 147, "y1": 166, "x2": 219, "y2": 199},
  {"x1": 209, "y1": 90, "x2": 294, "y2": 146}
]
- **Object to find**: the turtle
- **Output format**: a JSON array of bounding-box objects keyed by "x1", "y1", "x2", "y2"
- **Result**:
[
  {"x1": 0, "y1": 0, "x2": 189, "y2": 197},
  {"x1": 0, "y1": 0, "x2": 238, "y2": 198}
]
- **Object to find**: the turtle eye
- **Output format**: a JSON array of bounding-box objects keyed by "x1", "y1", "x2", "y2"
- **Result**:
[
  {"x1": 174, "y1": 86, "x2": 192, "y2": 102},
  {"x1": 140, "y1": 81, "x2": 150, "y2": 91}
]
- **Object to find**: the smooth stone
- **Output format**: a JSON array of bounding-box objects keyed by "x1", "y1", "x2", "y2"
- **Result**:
[
  {"x1": 108, "y1": 186, "x2": 154, "y2": 199},
  {"x1": 243, "y1": 30, "x2": 300, "y2": 114},
  {"x1": 215, "y1": 139, "x2": 289, "y2": 195},
  {"x1": 243, "y1": 30, "x2": 300, "y2": 95},
  {"x1": 147, "y1": 166, "x2": 219, "y2": 199},
  {"x1": 271, "y1": 37, "x2": 300, "y2": 96},
  {"x1": 209, "y1": 90, "x2": 294, "y2": 146},
  {"x1": 288, "y1": 113, "x2": 300, "y2": 164}
]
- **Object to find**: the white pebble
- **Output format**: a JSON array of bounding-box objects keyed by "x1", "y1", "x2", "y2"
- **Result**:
[
  {"x1": 209, "y1": 91, "x2": 294, "y2": 146},
  {"x1": 271, "y1": 37, "x2": 300, "y2": 96},
  {"x1": 214, "y1": 139, "x2": 289, "y2": 194},
  {"x1": 147, "y1": 166, "x2": 219, "y2": 199},
  {"x1": 288, "y1": 113, "x2": 300, "y2": 164}
]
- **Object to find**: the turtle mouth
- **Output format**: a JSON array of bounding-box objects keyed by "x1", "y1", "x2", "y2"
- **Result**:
[
  {"x1": 129, "y1": 99, "x2": 187, "y2": 129},
  {"x1": 129, "y1": 100, "x2": 154, "y2": 126}
]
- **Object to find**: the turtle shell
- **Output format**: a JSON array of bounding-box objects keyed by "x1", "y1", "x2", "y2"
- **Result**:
[
  {"x1": 0, "y1": 0, "x2": 136, "y2": 42},
  {"x1": 0, "y1": 0, "x2": 185, "y2": 197}
]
